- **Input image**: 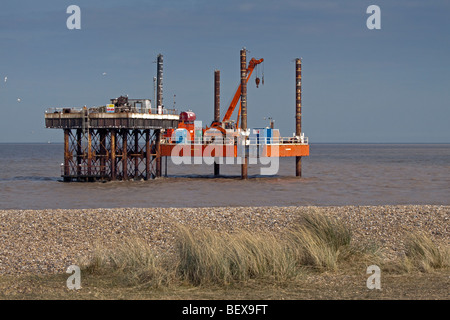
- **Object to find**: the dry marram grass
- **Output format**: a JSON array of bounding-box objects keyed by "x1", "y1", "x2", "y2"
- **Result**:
[
  {"x1": 401, "y1": 232, "x2": 449, "y2": 272},
  {"x1": 81, "y1": 211, "x2": 387, "y2": 287}
]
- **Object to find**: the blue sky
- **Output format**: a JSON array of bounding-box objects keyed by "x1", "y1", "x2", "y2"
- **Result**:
[{"x1": 0, "y1": 0, "x2": 449, "y2": 143}]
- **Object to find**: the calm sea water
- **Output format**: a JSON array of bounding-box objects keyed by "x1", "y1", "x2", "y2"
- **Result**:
[{"x1": 0, "y1": 143, "x2": 449, "y2": 209}]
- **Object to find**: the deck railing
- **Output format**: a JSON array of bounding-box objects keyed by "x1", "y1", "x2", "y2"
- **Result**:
[
  {"x1": 46, "y1": 106, "x2": 178, "y2": 115},
  {"x1": 161, "y1": 135, "x2": 308, "y2": 145}
]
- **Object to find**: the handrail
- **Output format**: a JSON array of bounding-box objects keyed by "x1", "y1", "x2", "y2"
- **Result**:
[
  {"x1": 161, "y1": 135, "x2": 308, "y2": 145},
  {"x1": 46, "y1": 106, "x2": 179, "y2": 115}
]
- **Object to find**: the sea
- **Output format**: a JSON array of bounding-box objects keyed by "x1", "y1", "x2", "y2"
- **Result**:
[{"x1": 0, "y1": 143, "x2": 449, "y2": 210}]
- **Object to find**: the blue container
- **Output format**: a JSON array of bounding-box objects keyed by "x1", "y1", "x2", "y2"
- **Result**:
[
  {"x1": 264, "y1": 128, "x2": 272, "y2": 144},
  {"x1": 175, "y1": 129, "x2": 188, "y2": 144}
]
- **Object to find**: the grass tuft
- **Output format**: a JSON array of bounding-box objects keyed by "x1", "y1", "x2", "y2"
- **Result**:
[
  {"x1": 287, "y1": 212, "x2": 369, "y2": 271},
  {"x1": 81, "y1": 211, "x2": 382, "y2": 287},
  {"x1": 175, "y1": 225, "x2": 302, "y2": 285},
  {"x1": 81, "y1": 237, "x2": 177, "y2": 288},
  {"x1": 403, "y1": 232, "x2": 449, "y2": 272}
]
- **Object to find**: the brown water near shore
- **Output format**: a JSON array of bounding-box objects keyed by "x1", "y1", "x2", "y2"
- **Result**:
[{"x1": 1, "y1": 143, "x2": 449, "y2": 209}]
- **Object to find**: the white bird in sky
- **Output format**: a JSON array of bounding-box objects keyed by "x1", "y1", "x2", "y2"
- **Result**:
[
  {"x1": 102, "y1": 72, "x2": 107, "y2": 76},
  {"x1": 4, "y1": 76, "x2": 7, "y2": 83},
  {"x1": 17, "y1": 98, "x2": 21, "y2": 102}
]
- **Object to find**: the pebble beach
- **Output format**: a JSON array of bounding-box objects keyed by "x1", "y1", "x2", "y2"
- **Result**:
[{"x1": 0, "y1": 205, "x2": 449, "y2": 275}]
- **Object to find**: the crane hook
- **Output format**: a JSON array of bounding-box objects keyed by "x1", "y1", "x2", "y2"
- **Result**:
[{"x1": 255, "y1": 77, "x2": 260, "y2": 88}]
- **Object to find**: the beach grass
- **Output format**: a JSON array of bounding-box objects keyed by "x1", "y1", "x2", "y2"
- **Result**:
[
  {"x1": 79, "y1": 211, "x2": 389, "y2": 288},
  {"x1": 387, "y1": 232, "x2": 450, "y2": 273}
]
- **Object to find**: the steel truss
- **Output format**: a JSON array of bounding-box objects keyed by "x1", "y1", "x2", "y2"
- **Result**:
[{"x1": 63, "y1": 128, "x2": 158, "y2": 181}]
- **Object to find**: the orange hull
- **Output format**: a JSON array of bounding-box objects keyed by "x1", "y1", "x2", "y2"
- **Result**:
[
  {"x1": 160, "y1": 144, "x2": 309, "y2": 157},
  {"x1": 263, "y1": 144, "x2": 309, "y2": 157}
]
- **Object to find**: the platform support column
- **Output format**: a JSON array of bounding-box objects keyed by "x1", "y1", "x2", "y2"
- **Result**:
[
  {"x1": 145, "y1": 130, "x2": 151, "y2": 180},
  {"x1": 122, "y1": 130, "x2": 128, "y2": 180},
  {"x1": 76, "y1": 129, "x2": 82, "y2": 177},
  {"x1": 87, "y1": 129, "x2": 93, "y2": 179},
  {"x1": 165, "y1": 156, "x2": 168, "y2": 177},
  {"x1": 214, "y1": 69, "x2": 221, "y2": 177},
  {"x1": 63, "y1": 129, "x2": 71, "y2": 181},
  {"x1": 134, "y1": 130, "x2": 139, "y2": 179},
  {"x1": 155, "y1": 129, "x2": 161, "y2": 177},
  {"x1": 295, "y1": 58, "x2": 302, "y2": 177},
  {"x1": 240, "y1": 48, "x2": 248, "y2": 179},
  {"x1": 111, "y1": 129, "x2": 116, "y2": 181},
  {"x1": 155, "y1": 53, "x2": 163, "y2": 178},
  {"x1": 99, "y1": 129, "x2": 106, "y2": 178}
]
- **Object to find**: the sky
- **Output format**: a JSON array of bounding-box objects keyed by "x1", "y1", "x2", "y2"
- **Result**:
[{"x1": 0, "y1": 0, "x2": 449, "y2": 143}]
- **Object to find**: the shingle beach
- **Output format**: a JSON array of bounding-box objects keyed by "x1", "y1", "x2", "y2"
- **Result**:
[{"x1": 0, "y1": 205, "x2": 448, "y2": 275}]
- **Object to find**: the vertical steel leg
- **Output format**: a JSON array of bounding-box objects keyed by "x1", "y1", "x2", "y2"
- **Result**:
[
  {"x1": 122, "y1": 130, "x2": 128, "y2": 180},
  {"x1": 111, "y1": 129, "x2": 116, "y2": 181},
  {"x1": 155, "y1": 129, "x2": 161, "y2": 177},
  {"x1": 240, "y1": 48, "x2": 248, "y2": 179},
  {"x1": 135, "y1": 130, "x2": 139, "y2": 179},
  {"x1": 64, "y1": 129, "x2": 71, "y2": 181},
  {"x1": 295, "y1": 58, "x2": 302, "y2": 177},
  {"x1": 145, "y1": 129, "x2": 151, "y2": 180}
]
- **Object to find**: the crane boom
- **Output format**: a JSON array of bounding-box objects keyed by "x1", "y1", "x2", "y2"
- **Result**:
[{"x1": 222, "y1": 58, "x2": 264, "y2": 123}]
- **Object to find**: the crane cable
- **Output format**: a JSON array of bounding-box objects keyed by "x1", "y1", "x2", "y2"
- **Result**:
[{"x1": 262, "y1": 61, "x2": 264, "y2": 86}]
